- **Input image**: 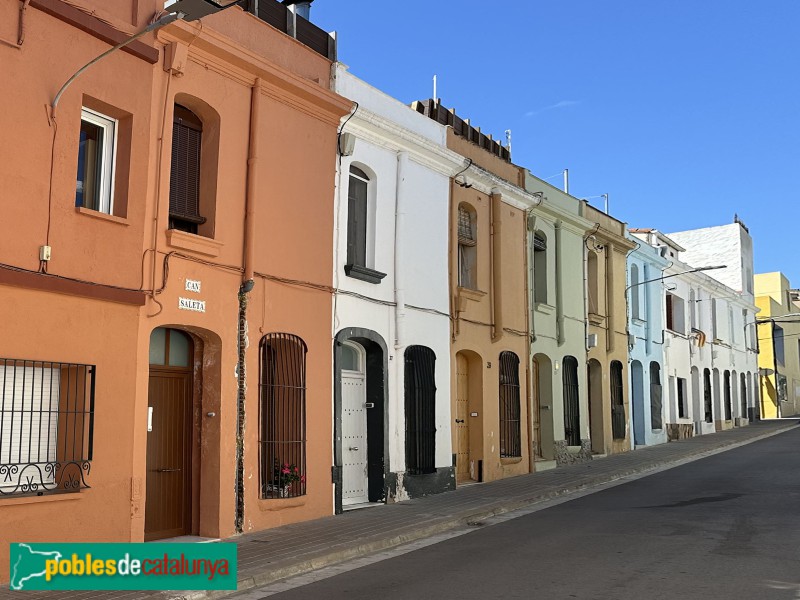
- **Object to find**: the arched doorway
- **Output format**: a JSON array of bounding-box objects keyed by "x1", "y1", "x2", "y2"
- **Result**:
[
  {"x1": 587, "y1": 359, "x2": 604, "y2": 453},
  {"x1": 333, "y1": 329, "x2": 387, "y2": 513},
  {"x1": 340, "y1": 341, "x2": 368, "y2": 505},
  {"x1": 454, "y1": 350, "x2": 483, "y2": 483},
  {"x1": 146, "y1": 327, "x2": 193, "y2": 541}
]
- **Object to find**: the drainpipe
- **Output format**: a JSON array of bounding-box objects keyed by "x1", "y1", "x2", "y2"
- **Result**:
[
  {"x1": 490, "y1": 189, "x2": 503, "y2": 342},
  {"x1": 523, "y1": 212, "x2": 534, "y2": 473},
  {"x1": 554, "y1": 220, "x2": 564, "y2": 346},
  {"x1": 527, "y1": 212, "x2": 537, "y2": 343},
  {"x1": 234, "y1": 78, "x2": 262, "y2": 534},
  {"x1": 394, "y1": 152, "x2": 408, "y2": 350}
]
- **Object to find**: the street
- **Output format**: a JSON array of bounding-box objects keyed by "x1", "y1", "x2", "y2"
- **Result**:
[{"x1": 255, "y1": 428, "x2": 800, "y2": 600}]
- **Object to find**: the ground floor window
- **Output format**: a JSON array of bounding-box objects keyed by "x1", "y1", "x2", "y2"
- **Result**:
[
  {"x1": 610, "y1": 361, "x2": 625, "y2": 439},
  {"x1": 562, "y1": 356, "x2": 580, "y2": 446},
  {"x1": 499, "y1": 352, "x2": 521, "y2": 458},
  {"x1": 405, "y1": 346, "x2": 436, "y2": 475},
  {"x1": 259, "y1": 334, "x2": 307, "y2": 499},
  {"x1": 0, "y1": 359, "x2": 94, "y2": 496}
]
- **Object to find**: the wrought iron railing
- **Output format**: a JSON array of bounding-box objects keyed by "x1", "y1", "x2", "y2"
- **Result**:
[
  {"x1": 259, "y1": 334, "x2": 307, "y2": 499},
  {"x1": 0, "y1": 359, "x2": 94, "y2": 496},
  {"x1": 499, "y1": 352, "x2": 521, "y2": 458}
]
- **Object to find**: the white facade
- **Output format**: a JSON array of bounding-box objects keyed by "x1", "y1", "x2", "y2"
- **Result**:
[
  {"x1": 633, "y1": 229, "x2": 759, "y2": 436},
  {"x1": 332, "y1": 65, "x2": 460, "y2": 506}
]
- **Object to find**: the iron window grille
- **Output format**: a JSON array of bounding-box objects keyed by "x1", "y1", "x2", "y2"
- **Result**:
[
  {"x1": 169, "y1": 105, "x2": 207, "y2": 234},
  {"x1": 740, "y1": 373, "x2": 747, "y2": 418},
  {"x1": 259, "y1": 334, "x2": 307, "y2": 499},
  {"x1": 703, "y1": 368, "x2": 713, "y2": 423},
  {"x1": 499, "y1": 352, "x2": 521, "y2": 458},
  {"x1": 610, "y1": 360, "x2": 626, "y2": 440},
  {"x1": 651, "y1": 363, "x2": 664, "y2": 427},
  {"x1": 0, "y1": 359, "x2": 94, "y2": 497},
  {"x1": 404, "y1": 346, "x2": 436, "y2": 475},
  {"x1": 562, "y1": 356, "x2": 581, "y2": 446},
  {"x1": 723, "y1": 371, "x2": 732, "y2": 420}
]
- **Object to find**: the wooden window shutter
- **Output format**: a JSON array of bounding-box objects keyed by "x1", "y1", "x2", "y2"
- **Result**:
[{"x1": 169, "y1": 106, "x2": 206, "y2": 228}]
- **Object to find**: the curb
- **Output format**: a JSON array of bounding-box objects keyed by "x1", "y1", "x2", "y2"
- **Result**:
[{"x1": 181, "y1": 423, "x2": 797, "y2": 600}]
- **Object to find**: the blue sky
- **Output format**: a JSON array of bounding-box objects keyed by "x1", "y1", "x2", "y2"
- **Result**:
[{"x1": 311, "y1": 1, "x2": 800, "y2": 285}]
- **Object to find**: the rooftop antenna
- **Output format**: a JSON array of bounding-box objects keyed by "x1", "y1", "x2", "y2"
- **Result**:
[
  {"x1": 505, "y1": 129, "x2": 512, "y2": 153},
  {"x1": 433, "y1": 74, "x2": 437, "y2": 103},
  {"x1": 563, "y1": 168, "x2": 569, "y2": 194}
]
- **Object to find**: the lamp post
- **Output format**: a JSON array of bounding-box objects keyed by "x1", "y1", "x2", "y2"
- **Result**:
[{"x1": 50, "y1": 0, "x2": 240, "y2": 118}]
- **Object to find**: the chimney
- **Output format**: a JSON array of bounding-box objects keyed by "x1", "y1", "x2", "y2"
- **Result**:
[{"x1": 283, "y1": 0, "x2": 313, "y2": 20}]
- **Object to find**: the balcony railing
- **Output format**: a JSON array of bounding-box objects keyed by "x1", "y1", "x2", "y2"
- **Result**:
[{"x1": 239, "y1": 0, "x2": 336, "y2": 61}]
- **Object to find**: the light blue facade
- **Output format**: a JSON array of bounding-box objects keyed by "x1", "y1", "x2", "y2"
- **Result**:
[{"x1": 627, "y1": 233, "x2": 670, "y2": 447}]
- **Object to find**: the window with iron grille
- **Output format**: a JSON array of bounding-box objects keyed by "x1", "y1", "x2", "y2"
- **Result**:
[
  {"x1": 405, "y1": 346, "x2": 436, "y2": 475},
  {"x1": 651, "y1": 362, "x2": 664, "y2": 427},
  {"x1": 169, "y1": 105, "x2": 206, "y2": 235},
  {"x1": 457, "y1": 204, "x2": 477, "y2": 290},
  {"x1": 0, "y1": 359, "x2": 94, "y2": 497},
  {"x1": 533, "y1": 232, "x2": 547, "y2": 305},
  {"x1": 703, "y1": 368, "x2": 713, "y2": 423},
  {"x1": 562, "y1": 356, "x2": 581, "y2": 446},
  {"x1": 723, "y1": 370, "x2": 732, "y2": 420},
  {"x1": 610, "y1": 360, "x2": 625, "y2": 439},
  {"x1": 499, "y1": 352, "x2": 521, "y2": 458},
  {"x1": 259, "y1": 334, "x2": 307, "y2": 499}
]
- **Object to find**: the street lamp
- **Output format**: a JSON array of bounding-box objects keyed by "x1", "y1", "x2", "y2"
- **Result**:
[{"x1": 50, "y1": 0, "x2": 239, "y2": 117}]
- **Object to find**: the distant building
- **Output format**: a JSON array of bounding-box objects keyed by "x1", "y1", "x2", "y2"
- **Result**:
[{"x1": 755, "y1": 272, "x2": 800, "y2": 418}]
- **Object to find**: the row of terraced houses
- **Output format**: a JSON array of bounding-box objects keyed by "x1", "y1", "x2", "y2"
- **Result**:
[{"x1": 0, "y1": 0, "x2": 794, "y2": 580}]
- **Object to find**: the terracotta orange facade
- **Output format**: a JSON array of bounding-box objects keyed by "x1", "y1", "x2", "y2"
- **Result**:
[{"x1": 0, "y1": 0, "x2": 350, "y2": 580}]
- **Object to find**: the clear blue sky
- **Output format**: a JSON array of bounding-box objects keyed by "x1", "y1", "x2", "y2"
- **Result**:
[{"x1": 311, "y1": 1, "x2": 800, "y2": 285}]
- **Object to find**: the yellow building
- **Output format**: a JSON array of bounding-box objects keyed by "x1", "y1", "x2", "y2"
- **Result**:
[{"x1": 755, "y1": 272, "x2": 800, "y2": 418}]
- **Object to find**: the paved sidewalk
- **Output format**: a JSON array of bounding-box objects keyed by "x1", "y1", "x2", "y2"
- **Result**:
[{"x1": 3, "y1": 420, "x2": 797, "y2": 600}]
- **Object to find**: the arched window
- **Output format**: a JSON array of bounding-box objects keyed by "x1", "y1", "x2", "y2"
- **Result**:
[
  {"x1": 499, "y1": 351, "x2": 521, "y2": 458},
  {"x1": 259, "y1": 333, "x2": 307, "y2": 499},
  {"x1": 405, "y1": 346, "x2": 436, "y2": 474},
  {"x1": 533, "y1": 231, "x2": 547, "y2": 304},
  {"x1": 458, "y1": 204, "x2": 477, "y2": 289},
  {"x1": 562, "y1": 356, "x2": 580, "y2": 446},
  {"x1": 630, "y1": 264, "x2": 640, "y2": 320},
  {"x1": 169, "y1": 105, "x2": 206, "y2": 234},
  {"x1": 347, "y1": 166, "x2": 370, "y2": 269},
  {"x1": 610, "y1": 360, "x2": 625, "y2": 439},
  {"x1": 587, "y1": 251, "x2": 599, "y2": 314}
]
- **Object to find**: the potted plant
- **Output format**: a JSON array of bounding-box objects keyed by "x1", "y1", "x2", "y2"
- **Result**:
[{"x1": 270, "y1": 462, "x2": 305, "y2": 498}]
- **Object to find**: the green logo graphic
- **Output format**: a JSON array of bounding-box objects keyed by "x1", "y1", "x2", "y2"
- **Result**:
[{"x1": 9, "y1": 543, "x2": 237, "y2": 590}]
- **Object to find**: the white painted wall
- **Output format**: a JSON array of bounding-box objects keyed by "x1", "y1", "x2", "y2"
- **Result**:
[{"x1": 333, "y1": 65, "x2": 454, "y2": 476}]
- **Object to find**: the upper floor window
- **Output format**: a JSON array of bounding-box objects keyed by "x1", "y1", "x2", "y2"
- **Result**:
[
  {"x1": 630, "y1": 264, "x2": 640, "y2": 320},
  {"x1": 587, "y1": 251, "x2": 599, "y2": 314},
  {"x1": 458, "y1": 204, "x2": 478, "y2": 290},
  {"x1": 533, "y1": 232, "x2": 548, "y2": 304},
  {"x1": 346, "y1": 166, "x2": 369, "y2": 268},
  {"x1": 666, "y1": 292, "x2": 686, "y2": 334},
  {"x1": 169, "y1": 105, "x2": 206, "y2": 235},
  {"x1": 775, "y1": 325, "x2": 785, "y2": 366},
  {"x1": 76, "y1": 107, "x2": 117, "y2": 214}
]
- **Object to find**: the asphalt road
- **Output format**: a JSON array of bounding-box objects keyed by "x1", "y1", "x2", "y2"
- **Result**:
[{"x1": 261, "y1": 428, "x2": 800, "y2": 600}]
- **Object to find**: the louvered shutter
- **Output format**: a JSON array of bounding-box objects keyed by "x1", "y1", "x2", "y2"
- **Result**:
[{"x1": 169, "y1": 106, "x2": 206, "y2": 229}]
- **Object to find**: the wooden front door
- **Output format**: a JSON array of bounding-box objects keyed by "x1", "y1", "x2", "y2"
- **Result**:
[
  {"x1": 145, "y1": 328, "x2": 193, "y2": 541},
  {"x1": 455, "y1": 354, "x2": 470, "y2": 482}
]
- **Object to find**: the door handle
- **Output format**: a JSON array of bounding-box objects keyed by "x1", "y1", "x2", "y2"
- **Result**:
[
  {"x1": 156, "y1": 468, "x2": 181, "y2": 472},
  {"x1": 455, "y1": 419, "x2": 465, "y2": 423},
  {"x1": 349, "y1": 446, "x2": 359, "y2": 451}
]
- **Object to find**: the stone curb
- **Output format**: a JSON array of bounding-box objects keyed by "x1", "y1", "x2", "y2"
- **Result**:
[{"x1": 176, "y1": 422, "x2": 797, "y2": 600}]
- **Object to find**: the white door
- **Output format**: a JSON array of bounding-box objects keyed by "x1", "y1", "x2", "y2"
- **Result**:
[{"x1": 341, "y1": 368, "x2": 368, "y2": 505}]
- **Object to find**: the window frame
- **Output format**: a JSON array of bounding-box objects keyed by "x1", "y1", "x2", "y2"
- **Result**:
[
  {"x1": 404, "y1": 345, "x2": 437, "y2": 475},
  {"x1": 77, "y1": 107, "x2": 118, "y2": 215},
  {"x1": 499, "y1": 351, "x2": 522, "y2": 458},
  {"x1": 533, "y1": 231, "x2": 548, "y2": 305},
  {"x1": 457, "y1": 204, "x2": 478, "y2": 290}
]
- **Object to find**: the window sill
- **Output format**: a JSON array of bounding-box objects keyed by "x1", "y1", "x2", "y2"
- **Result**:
[
  {"x1": 0, "y1": 491, "x2": 83, "y2": 506},
  {"x1": 534, "y1": 302, "x2": 555, "y2": 315},
  {"x1": 666, "y1": 329, "x2": 688, "y2": 338},
  {"x1": 344, "y1": 264, "x2": 387, "y2": 284},
  {"x1": 166, "y1": 229, "x2": 223, "y2": 258},
  {"x1": 458, "y1": 286, "x2": 487, "y2": 302},
  {"x1": 588, "y1": 312, "x2": 606, "y2": 326},
  {"x1": 258, "y1": 496, "x2": 307, "y2": 511},
  {"x1": 632, "y1": 317, "x2": 646, "y2": 326},
  {"x1": 76, "y1": 206, "x2": 129, "y2": 225}
]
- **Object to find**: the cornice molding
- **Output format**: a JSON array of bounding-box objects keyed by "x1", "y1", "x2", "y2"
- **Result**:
[{"x1": 157, "y1": 23, "x2": 351, "y2": 127}]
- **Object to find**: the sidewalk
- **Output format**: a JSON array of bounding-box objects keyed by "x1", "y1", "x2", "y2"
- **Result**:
[{"x1": 3, "y1": 419, "x2": 797, "y2": 600}]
